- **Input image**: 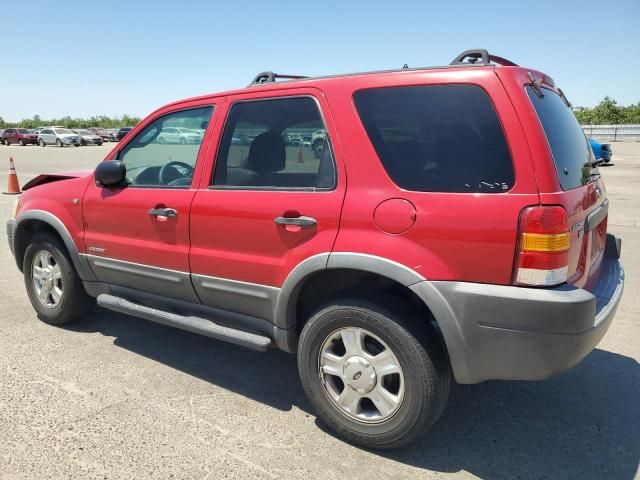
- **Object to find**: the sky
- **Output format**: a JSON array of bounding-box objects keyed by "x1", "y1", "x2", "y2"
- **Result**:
[{"x1": 1, "y1": 0, "x2": 638, "y2": 122}]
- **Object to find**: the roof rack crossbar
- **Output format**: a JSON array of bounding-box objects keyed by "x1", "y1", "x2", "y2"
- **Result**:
[
  {"x1": 449, "y1": 49, "x2": 518, "y2": 67},
  {"x1": 249, "y1": 71, "x2": 309, "y2": 86}
]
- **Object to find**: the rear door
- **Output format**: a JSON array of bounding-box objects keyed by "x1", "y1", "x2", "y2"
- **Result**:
[
  {"x1": 525, "y1": 85, "x2": 607, "y2": 290},
  {"x1": 189, "y1": 89, "x2": 345, "y2": 320}
]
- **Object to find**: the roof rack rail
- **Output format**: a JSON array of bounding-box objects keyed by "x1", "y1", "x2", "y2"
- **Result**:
[
  {"x1": 249, "y1": 71, "x2": 309, "y2": 86},
  {"x1": 449, "y1": 49, "x2": 518, "y2": 67}
]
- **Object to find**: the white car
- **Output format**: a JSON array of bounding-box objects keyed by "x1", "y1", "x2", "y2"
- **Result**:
[
  {"x1": 157, "y1": 127, "x2": 203, "y2": 144},
  {"x1": 38, "y1": 127, "x2": 82, "y2": 147}
]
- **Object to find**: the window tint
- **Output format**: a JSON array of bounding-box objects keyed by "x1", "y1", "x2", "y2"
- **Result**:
[
  {"x1": 527, "y1": 87, "x2": 595, "y2": 190},
  {"x1": 212, "y1": 97, "x2": 335, "y2": 189},
  {"x1": 354, "y1": 84, "x2": 514, "y2": 193},
  {"x1": 117, "y1": 106, "x2": 212, "y2": 188}
]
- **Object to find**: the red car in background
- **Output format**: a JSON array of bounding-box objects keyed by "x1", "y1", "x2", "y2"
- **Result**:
[{"x1": 2, "y1": 128, "x2": 38, "y2": 146}]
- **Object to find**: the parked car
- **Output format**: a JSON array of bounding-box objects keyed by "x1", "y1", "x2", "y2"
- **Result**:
[
  {"x1": 87, "y1": 128, "x2": 112, "y2": 141},
  {"x1": 2, "y1": 128, "x2": 38, "y2": 146},
  {"x1": 103, "y1": 129, "x2": 118, "y2": 141},
  {"x1": 37, "y1": 127, "x2": 81, "y2": 147},
  {"x1": 588, "y1": 137, "x2": 613, "y2": 163},
  {"x1": 311, "y1": 129, "x2": 327, "y2": 158},
  {"x1": 115, "y1": 127, "x2": 133, "y2": 141},
  {"x1": 72, "y1": 129, "x2": 103, "y2": 146},
  {"x1": 156, "y1": 127, "x2": 203, "y2": 144},
  {"x1": 6, "y1": 49, "x2": 624, "y2": 450}
]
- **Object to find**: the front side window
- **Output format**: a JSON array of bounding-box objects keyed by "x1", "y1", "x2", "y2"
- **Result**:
[
  {"x1": 354, "y1": 84, "x2": 514, "y2": 193},
  {"x1": 212, "y1": 97, "x2": 335, "y2": 189},
  {"x1": 527, "y1": 87, "x2": 596, "y2": 190},
  {"x1": 117, "y1": 106, "x2": 213, "y2": 188}
]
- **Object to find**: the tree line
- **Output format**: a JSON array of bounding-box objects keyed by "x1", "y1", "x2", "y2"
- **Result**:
[
  {"x1": 573, "y1": 97, "x2": 640, "y2": 125},
  {"x1": 0, "y1": 114, "x2": 141, "y2": 129},
  {"x1": 1, "y1": 97, "x2": 639, "y2": 128}
]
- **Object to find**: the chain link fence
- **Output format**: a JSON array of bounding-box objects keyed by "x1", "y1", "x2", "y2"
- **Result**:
[{"x1": 582, "y1": 125, "x2": 640, "y2": 142}]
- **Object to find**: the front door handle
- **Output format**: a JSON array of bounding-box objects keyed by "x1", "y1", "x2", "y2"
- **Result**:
[
  {"x1": 148, "y1": 207, "x2": 177, "y2": 218},
  {"x1": 274, "y1": 215, "x2": 317, "y2": 228}
]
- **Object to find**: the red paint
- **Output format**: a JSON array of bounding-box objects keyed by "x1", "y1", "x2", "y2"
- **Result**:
[{"x1": 15, "y1": 63, "x2": 607, "y2": 290}]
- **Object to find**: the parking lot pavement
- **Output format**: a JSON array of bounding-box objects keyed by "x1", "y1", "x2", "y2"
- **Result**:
[{"x1": 0, "y1": 143, "x2": 638, "y2": 480}]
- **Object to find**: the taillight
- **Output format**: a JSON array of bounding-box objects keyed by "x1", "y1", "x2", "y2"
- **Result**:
[{"x1": 513, "y1": 206, "x2": 570, "y2": 286}]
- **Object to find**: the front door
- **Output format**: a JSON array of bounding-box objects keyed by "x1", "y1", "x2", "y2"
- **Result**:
[
  {"x1": 82, "y1": 104, "x2": 215, "y2": 302},
  {"x1": 189, "y1": 90, "x2": 345, "y2": 320}
]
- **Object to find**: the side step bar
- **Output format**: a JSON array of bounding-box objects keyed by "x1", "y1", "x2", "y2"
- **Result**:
[{"x1": 97, "y1": 294, "x2": 272, "y2": 352}]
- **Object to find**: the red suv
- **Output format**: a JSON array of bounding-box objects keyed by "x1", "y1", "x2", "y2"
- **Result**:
[
  {"x1": 2, "y1": 128, "x2": 38, "y2": 146},
  {"x1": 7, "y1": 49, "x2": 624, "y2": 449}
]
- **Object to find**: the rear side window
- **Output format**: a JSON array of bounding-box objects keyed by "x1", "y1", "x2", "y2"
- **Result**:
[
  {"x1": 212, "y1": 97, "x2": 335, "y2": 190},
  {"x1": 526, "y1": 87, "x2": 594, "y2": 190},
  {"x1": 354, "y1": 84, "x2": 514, "y2": 193}
]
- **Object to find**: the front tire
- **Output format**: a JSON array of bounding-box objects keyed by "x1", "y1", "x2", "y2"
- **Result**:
[
  {"x1": 19, "y1": 139, "x2": 25, "y2": 146},
  {"x1": 56, "y1": 139, "x2": 63, "y2": 147},
  {"x1": 39, "y1": 138, "x2": 46, "y2": 147},
  {"x1": 23, "y1": 234, "x2": 95, "y2": 325},
  {"x1": 297, "y1": 298, "x2": 450, "y2": 450}
]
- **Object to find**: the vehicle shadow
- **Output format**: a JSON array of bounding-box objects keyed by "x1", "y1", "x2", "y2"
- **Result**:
[{"x1": 74, "y1": 308, "x2": 639, "y2": 480}]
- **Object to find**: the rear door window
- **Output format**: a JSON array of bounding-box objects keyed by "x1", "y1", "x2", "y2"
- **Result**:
[
  {"x1": 353, "y1": 84, "x2": 514, "y2": 193},
  {"x1": 526, "y1": 86, "x2": 595, "y2": 190},
  {"x1": 212, "y1": 97, "x2": 336, "y2": 190}
]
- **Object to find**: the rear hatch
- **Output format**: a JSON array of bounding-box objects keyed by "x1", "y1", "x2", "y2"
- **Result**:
[{"x1": 526, "y1": 85, "x2": 607, "y2": 290}]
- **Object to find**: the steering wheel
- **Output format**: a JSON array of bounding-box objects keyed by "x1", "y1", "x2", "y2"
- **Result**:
[{"x1": 158, "y1": 161, "x2": 194, "y2": 185}]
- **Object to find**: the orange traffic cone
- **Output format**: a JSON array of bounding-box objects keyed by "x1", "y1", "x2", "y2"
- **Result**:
[
  {"x1": 3, "y1": 157, "x2": 21, "y2": 195},
  {"x1": 296, "y1": 145, "x2": 304, "y2": 163}
]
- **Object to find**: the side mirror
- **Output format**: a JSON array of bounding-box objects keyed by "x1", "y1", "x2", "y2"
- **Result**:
[{"x1": 95, "y1": 160, "x2": 126, "y2": 187}]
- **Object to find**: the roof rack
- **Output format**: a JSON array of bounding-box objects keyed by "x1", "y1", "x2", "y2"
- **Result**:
[
  {"x1": 249, "y1": 71, "x2": 309, "y2": 86},
  {"x1": 449, "y1": 49, "x2": 518, "y2": 67}
]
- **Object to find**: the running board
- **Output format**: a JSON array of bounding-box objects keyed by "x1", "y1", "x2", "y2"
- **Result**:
[{"x1": 97, "y1": 294, "x2": 272, "y2": 352}]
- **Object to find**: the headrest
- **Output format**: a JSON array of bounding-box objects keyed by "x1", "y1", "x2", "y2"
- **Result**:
[{"x1": 247, "y1": 131, "x2": 286, "y2": 174}]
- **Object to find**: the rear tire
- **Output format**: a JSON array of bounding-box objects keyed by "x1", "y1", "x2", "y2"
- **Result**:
[
  {"x1": 297, "y1": 297, "x2": 450, "y2": 450},
  {"x1": 23, "y1": 233, "x2": 95, "y2": 325}
]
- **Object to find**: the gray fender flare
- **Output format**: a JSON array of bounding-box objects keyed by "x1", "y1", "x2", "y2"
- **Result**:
[
  {"x1": 13, "y1": 210, "x2": 96, "y2": 281},
  {"x1": 274, "y1": 252, "x2": 468, "y2": 380}
]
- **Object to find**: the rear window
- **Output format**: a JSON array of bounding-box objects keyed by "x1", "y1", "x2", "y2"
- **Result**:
[
  {"x1": 527, "y1": 86, "x2": 595, "y2": 190},
  {"x1": 354, "y1": 84, "x2": 514, "y2": 193}
]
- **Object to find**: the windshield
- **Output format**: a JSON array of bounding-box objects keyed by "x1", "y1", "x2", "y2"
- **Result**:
[
  {"x1": 77, "y1": 130, "x2": 92, "y2": 135},
  {"x1": 527, "y1": 86, "x2": 597, "y2": 190},
  {"x1": 17, "y1": 129, "x2": 29, "y2": 134},
  {"x1": 56, "y1": 128, "x2": 74, "y2": 135}
]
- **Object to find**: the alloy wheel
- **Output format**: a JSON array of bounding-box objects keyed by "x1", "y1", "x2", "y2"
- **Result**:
[
  {"x1": 318, "y1": 327, "x2": 405, "y2": 423},
  {"x1": 31, "y1": 250, "x2": 63, "y2": 308}
]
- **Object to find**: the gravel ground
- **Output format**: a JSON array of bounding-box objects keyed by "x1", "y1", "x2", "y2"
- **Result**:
[{"x1": 0, "y1": 142, "x2": 638, "y2": 480}]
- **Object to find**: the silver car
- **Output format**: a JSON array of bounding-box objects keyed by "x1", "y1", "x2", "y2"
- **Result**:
[
  {"x1": 38, "y1": 127, "x2": 82, "y2": 147},
  {"x1": 72, "y1": 129, "x2": 103, "y2": 146},
  {"x1": 157, "y1": 127, "x2": 204, "y2": 144}
]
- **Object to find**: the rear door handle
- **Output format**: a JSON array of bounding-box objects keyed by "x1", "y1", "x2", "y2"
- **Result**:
[
  {"x1": 148, "y1": 207, "x2": 178, "y2": 217},
  {"x1": 274, "y1": 216, "x2": 317, "y2": 228}
]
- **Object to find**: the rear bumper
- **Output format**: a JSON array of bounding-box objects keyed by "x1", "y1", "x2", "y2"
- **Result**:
[{"x1": 421, "y1": 234, "x2": 624, "y2": 384}]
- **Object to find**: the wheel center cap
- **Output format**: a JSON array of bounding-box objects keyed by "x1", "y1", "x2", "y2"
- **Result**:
[{"x1": 343, "y1": 356, "x2": 377, "y2": 394}]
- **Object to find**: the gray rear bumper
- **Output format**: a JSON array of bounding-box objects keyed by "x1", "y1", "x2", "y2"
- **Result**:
[{"x1": 415, "y1": 234, "x2": 624, "y2": 384}]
